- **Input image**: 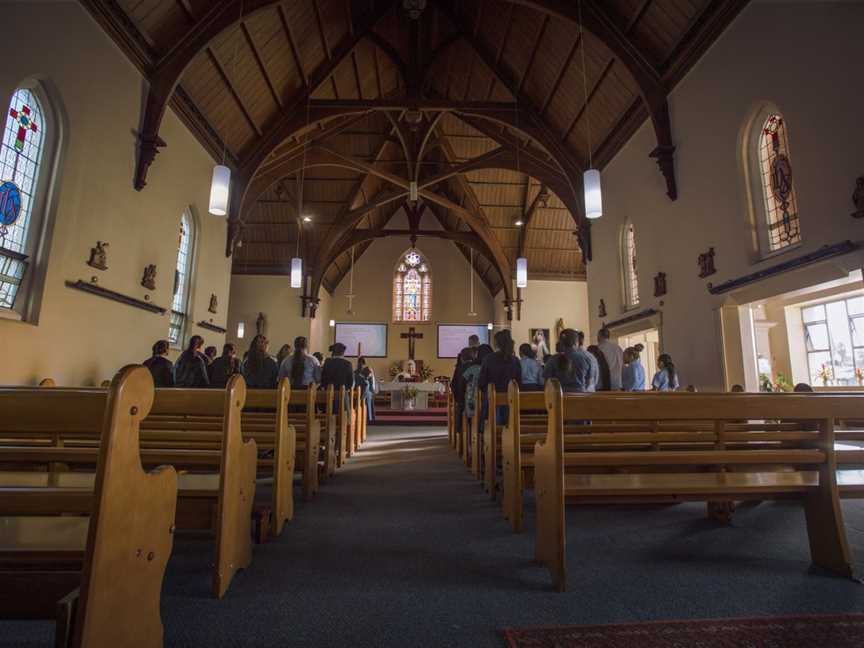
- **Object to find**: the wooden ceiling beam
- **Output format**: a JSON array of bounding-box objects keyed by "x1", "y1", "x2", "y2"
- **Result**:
[
  {"x1": 240, "y1": 21, "x2": 282, "y2": 108},
  {"x1": 206, "y1": 47, "x2": 262, "y2": 137}
]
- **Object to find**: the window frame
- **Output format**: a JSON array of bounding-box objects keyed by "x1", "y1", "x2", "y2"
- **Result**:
[
  {"x1": 620, "y1": 220, "x2": 640, "y2": 311},
  {"x1": 392, "y1": 248, "x2": 432, "y2": 324},
  {"x1": 168, "y1": 208, "x2": 198, "y2": 348},
  {"x1": 0, "y1": 80, "x2": 63, "y2": 323},
  {"x1": 743, "y1": 104, "x2": 803, "y2": 260},
  {"x1": 801, "y1": 295, "x2": 864, "y2": 386}
]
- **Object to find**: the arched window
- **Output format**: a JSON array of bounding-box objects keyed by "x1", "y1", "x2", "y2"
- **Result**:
[
  {"x1": 622, "y1": 221, "x2": 639, "y2": 309},
  {"x1": 745, "y1": 108, "x2": 802, "y2": 256},
  {"x1": 0, "y1": 87, "x2": 55, "y2": 315},
  {"x1": 393, "y1": 248, "x2": 431, "y2": 322},
  {"x1": 169, "y1": 211, "x2": 195, "y2": 345}
]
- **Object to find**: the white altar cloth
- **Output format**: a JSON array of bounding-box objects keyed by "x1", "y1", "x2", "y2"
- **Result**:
[{"x1": 379, "y1": 381, "x2": 444, "y2": 410}]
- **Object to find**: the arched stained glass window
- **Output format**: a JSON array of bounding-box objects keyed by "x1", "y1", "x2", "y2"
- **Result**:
[
  {"x1": 169, "y1": 212, "x2": 195, "y2": 345},
  {"x1": 758, "y1": 114, "x2": 800, "y2": 252},
  {"x1": 393, "y1": 248, "x2": 431, "y2": 322},
  {"x1": 0, "y1": 88, "x2": 47, "y2": 310},
  {"x1": 622, "y1": 221, "x2": 639, "y2": 309}
]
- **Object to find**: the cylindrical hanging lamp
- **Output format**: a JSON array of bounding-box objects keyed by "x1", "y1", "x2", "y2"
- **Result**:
[
  {"x1": 209, "y1": 165, "x2": 231, "y2": 216},
  {"x1": 516, "y1": 257, "x2": 528, "y2": 288},
  {"x1": 236, "y1": 321, "x2": 245, "y2": 339},
  {"x1": 583, "y1": 169, "x2": 602, "y2": 220},
  {"x1": 290, "y1": 257, "x2": 303, "y2": 288}
]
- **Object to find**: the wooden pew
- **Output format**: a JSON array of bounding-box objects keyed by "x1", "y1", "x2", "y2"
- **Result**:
[
  {"x1": 0, "y1": 366, "x2": 177, "y2": 647},
  {"x1": 482, "y1": 386, "x2": 509, "y2": 499},
  {"x1": 311, "y1": 385, "x2": 337, "y2": 475},
  {"x1": 534, "y1": 380, "x2": 858, "y2": 591},
  {"x1": 0, "y1": 375, "x2": 257, "y2": 599}
]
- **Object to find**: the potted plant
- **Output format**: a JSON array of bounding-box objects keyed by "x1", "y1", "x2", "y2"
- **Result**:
[{"x1": 816, "y1": 363, "x2": 833, "y2": 387}]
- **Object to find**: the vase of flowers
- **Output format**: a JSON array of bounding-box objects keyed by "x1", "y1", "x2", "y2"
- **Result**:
[
  {"x1": 856, "y1": 367, "x2": 863, "y2": 387},
  {"x1": 816, "y1": 363, "x2": 833, "y2": 387},
  {"x1": 403, "y1": 385, "x2": 418, "y2": 410}
]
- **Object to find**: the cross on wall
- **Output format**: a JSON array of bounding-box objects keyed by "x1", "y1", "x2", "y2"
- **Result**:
[{"x1": 400, "y1": 327, "x2": 423, "y2": 360}]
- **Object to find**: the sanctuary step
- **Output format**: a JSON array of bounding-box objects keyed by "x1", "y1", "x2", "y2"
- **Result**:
[{"x1": 374, "y1": 407, "x2": 448, "y2": 427}]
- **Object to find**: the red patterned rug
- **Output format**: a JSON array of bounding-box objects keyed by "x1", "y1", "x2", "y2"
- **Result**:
[{"x1": 502, "y1": 614, "x2": 864, "y2": 647}]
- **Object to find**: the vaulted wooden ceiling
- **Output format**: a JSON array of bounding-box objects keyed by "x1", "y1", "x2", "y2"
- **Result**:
[{"x1": 82, "y1": 0, "x2": 748, "y2": 311}]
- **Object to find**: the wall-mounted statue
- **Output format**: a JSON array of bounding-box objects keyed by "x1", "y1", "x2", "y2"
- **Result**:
[
  {"x1": 256, "y1": 311, "x2": 266, "y2": 336},
  {"x1": 698, "y1": 248, "x2": 716, "y2": 278},
  {"x1": 598, "y1": 299, "x2": 607, "y2": 318},
  {"x1": 141, "y1": 264, "x2": 157, "y2": 290},
  {"x1": 208, "y1": 293, "x2": 218, "y2": 314},
  {"x1": 654, "y1": 272, "x2": 667, "y2": 297},
  {"x1": 852, "y1": 177, "x2": 864, "y2": 219},
  {"x1": 87, "y1": 241, "x2": 109, "y2": 271}
]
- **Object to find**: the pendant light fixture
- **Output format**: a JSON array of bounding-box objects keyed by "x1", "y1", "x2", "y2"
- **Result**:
[
  {"x1": 514, "y1": 96, "x2": 529, "y2": 288},
  {"x1": 468, "y1": 247, "x2": 477, "y2": 317},
  {"x1": 578, "y1": 0, "x2": 602, "y2": 220},
  {"x1": 209, "y1": 2, "x2": 243, "y2": 217},
  {"x1": 236, "y1": 321, "x2": 245, "y2": 339},
  {"x1": 291, "y1": 98, "x2": 311, "y2": 289},
  {"x1": 516, "y1": 257, "x2": 528, "y2": 288}
]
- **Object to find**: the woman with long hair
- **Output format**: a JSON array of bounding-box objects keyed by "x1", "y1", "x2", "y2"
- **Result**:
[
  {"x1": 242, "y1": 334, "x2": 279, "y2": 389},
  {"x1": 651, "y1": 353, "x2": 680, "y2": 391},
  {"x1": 518, "y1": 343, "x2": 543, "y2": 390},
  {"x1": 143, "y1": 339, "x2": 174, "y2": 387},
  {"x1": 174, "y1": 335, "x2": 209, "y2": 387},
  {"x1": 354, "y1": 356, "x2": 376, "y2": 422},
  {"x1": 478, "y1": 329, "x2": 522, "y2": 425},
  {"x1": 622, "y1": 345, "x2": 646, "y2": 391},
  {"x1": 278, "y1": 336, "x2": 320, "y2": 389},
  {"x1": 586, "y1": 345, "x2": 611, "y2": 391},
  {"x1": 276, "y1": 343, "x2": 292, "y2": 366}
]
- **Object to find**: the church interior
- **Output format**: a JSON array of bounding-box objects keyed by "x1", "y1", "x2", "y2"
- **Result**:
[{"x1": 1, "y1": 1, "x2": 863, "y2": 646}]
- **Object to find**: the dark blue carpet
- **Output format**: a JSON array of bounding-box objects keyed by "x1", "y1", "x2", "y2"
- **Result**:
[{"x1": 3, "y1": 426, "x2": 864, "y2": 647}]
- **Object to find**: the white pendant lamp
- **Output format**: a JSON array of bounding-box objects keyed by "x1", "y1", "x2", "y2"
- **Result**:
[
  {"x1": 236, "y1": 321, "x2": 245, "y2": 339},
  {"x1": 578, "y1": 0, "x2": 602, "y2": 220},
  {"x1": 516, "y1": 256, "x2": 528, "y2": 288},
  {"x1": 290, "y1": 257, "x2": 303, "y2": 289},
  {"x1": 583, "y1": 169, "x2": 602, "y2": 219},
  {"x1": 208, "y1": 165, "x2": 230, "y2": 216}
]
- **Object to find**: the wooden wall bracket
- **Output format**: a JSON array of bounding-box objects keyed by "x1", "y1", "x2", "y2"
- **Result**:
[
  {"x1": 602, "y1": 308, "x2": 659, "y2": 330},
  {"x1": 197, "y1": 321, "x2": 227, "y2": 334},
  {"x1": 707, "y1": 241, "x2": 861, "y2": 295},
  {"x1": 65, "y1": 280, "x2": 167, "y2": 314}
]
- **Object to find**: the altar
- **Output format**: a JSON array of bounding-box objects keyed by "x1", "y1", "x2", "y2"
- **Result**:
[{"x1": 378, "y1": 381, "x2": 444, "y2": 410}]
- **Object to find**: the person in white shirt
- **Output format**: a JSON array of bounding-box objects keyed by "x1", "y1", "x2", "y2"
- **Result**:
[{"x1": 597, "y1": 327, "x2": 624, "y2": 390}]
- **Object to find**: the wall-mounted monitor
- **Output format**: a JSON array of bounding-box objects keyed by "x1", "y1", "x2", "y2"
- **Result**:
[
  {"x1": 437, "y1": 324, "x2": 490, "y2": 358},
  {"x1": 334, "y1": 322, "x2": 388, "y2": 358}
]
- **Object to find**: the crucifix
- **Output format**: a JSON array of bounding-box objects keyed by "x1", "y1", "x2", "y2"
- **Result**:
[{"x1": 400, "y1": 327, "x2": 423, "y2": 360}]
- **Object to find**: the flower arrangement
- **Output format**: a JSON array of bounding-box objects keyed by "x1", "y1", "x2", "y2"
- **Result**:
[
  {"x1": 418, "y1": 364, "x2": 434, "y2": 382},
  {"x1": 856, "y1": 367, "x2": 863, "y2": 386},
  {"x1": 403, "y1": 385, "x2": 418, "y2": 401},
  {"x1": 816, "y1": 363, "x2": 833, "y2": 386}
]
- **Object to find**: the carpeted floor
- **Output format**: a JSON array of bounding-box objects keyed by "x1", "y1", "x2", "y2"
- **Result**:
[{"x1": 4, "y1": 425, "x2": 864, "y2": 647}]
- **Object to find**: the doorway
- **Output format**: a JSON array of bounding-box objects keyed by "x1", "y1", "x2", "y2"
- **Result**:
[{"x1": 618, "y1": 328, "x2": 659, "y2": 390}]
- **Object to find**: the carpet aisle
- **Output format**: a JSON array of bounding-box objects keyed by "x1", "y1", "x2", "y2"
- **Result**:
[{"x1": 5, "y1": 425, "x2": 864, "y2": 647}]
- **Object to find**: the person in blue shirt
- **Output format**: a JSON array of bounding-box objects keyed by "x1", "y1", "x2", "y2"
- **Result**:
[
  {"x1": 651, "y1": 353, "x2": 680, "y2": 391},
  {"x1": 278, "y1": 336, "x2": 321, "y2": 388},
  {"x1": 622, "y1": 344, "x2": 646, "y2": 391},
  {"x1": 543, "y1": 329, "x2": 592, "y2": 393},
  {"x1": 518, "y1": 343, "x2": 544, "y2": 391}
]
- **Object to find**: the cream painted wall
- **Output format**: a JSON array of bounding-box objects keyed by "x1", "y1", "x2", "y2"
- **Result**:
[
  {"x1": 493, "y1": 280, "x2": 590, "y2": 351},
  {"x1": 0, "y1": 3, "x2": 231, "y2": 386},
  {"x1": 225, "y1": 275, "x2": 310, "y2": 355},
  {"x1": 586, "y1": 2, "x2": 864, "y2": 391}
]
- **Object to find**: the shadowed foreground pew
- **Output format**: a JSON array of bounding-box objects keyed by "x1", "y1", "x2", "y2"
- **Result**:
[
  {"x1": 534, "y1": 380, "x2": 859, "y2": 591},
  {"x1": 0, "y1": 375, "x2": 257, "y2": 599},
  {"x1": 0, "y1": 365, "x2": 177, "y2": 647}
]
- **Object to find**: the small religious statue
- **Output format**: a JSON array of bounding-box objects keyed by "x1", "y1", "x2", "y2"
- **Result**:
[
  {"x1": 208, "y1": 293, "x2": 219, "y2": 314},
  {"x1": 851, "y1": 177, "x2": 864, "y2": 219},
  {"x1": 256, "y1": 312, "x2": 266, "y2": 336},
  {"x1": 554, "y1": 318, "x2": 565, "y2": 342},
  {"x1": 87, "y1": 241, "x2": 109, "y2": 271},
  {"x1": 698, "y1": 248, "x2": 716, "y2": 278},
  {"x1": 598, "y1": 299, "x2": 607, "y2": 318},
  {"x1": 140, "y1": 264, "x2": 157, "y2": 290},
  {"x1": 654, "y1": 272, "x2": 667, "y2": 297}
]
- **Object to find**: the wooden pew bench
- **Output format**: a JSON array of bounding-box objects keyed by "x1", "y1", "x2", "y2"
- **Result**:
[
  {"x1": 533, "y1": 381, "x2": 860, "y2": 591},
  {"x1": 0, "y1": 366, "x2": 177, "y2": 646},
  {"x1": 0, "y1": 374, "x2": 256, "y2": 599}
]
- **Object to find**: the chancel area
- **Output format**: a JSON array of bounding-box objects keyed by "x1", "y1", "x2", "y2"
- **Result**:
[{"x1": 1, "y1": 1, "x2": 864, "y2": 646}]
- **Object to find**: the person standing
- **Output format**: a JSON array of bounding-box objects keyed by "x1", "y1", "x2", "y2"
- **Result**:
[
  {"x1": 208, "y1": 343, "x2": 239, "y2": 388},
  {"x1": 174, "y1": 335, "x2": 209, "y2": 387},
  {"x1": 355, "y1": 356, "x2": 376, "y2": 422},
  {"x1": 278, "y1": 336, "x2": 320, "y2": 388},
  {"x1": 241, "y1": 334, "x2": 279, "y2": 389},
  {"x1": 518, "y1": 343, "x2": 543, "y2": 390},
  {"x1": 451, "y1": 347, "x2": 475, "y2": 437},
  {"x1": 651, "y1": 353, "x2": 680, "y2": 391},
  {"x1": 143, "y1": 339, "x2": 174, "y2": 388},
  {"x1": 276, "y1": 343, "x2": 292, "y2": 367},
  {"x1": 321, "y1": 343, "x2": 354, "y2": 413},
  {"x1": 597, "y1": 328, "x2": 624, "y2": 390},
  {"x1": 622, "y1": 345, "x2": 646, "y2": 391},
  {"x1": 203, "y1": 346, "x2": 217, "y2": 365},
  {"x1": 479, "y1": 330, "x2": 522, "y2": 426},
  {"x1": 586, "y1": 345, "x2": 611, "y2": 391},
  {"x1": 543, "y1": 329, "x2": 592, "y2": 393}
]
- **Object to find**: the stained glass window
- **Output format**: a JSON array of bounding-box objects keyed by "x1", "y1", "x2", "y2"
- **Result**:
[
  {"x1": 169, "y1": 213, "x2": 194, "y2": 345},
  {"x1": 759, "y1": 114, "x2": 800, "y2": 251},
  {"x1": 393, "y1": 248, "x2": 431, "y2": 322},
  {"x1": 0, "y1": 89, "x2": 46, "y2": 310},
  {"x1": 623, "y1": 222, "x2": 639, "y2": 309}
]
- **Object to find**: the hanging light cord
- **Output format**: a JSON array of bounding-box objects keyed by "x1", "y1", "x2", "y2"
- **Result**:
[
  {"x1": 296, "y1": 97, "x2": 312, "y2": 259},
  {"x1": 578, "y1": 0, "x2": 593, "y2": 168},
  {"x1": 469, "y1": 247, "x2": 475, "y2": 314}
]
